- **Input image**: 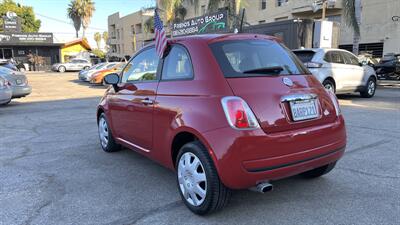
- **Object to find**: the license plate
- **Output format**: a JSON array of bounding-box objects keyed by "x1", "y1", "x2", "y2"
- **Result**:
[
  {"x1": 16, "y1": 79, "x2": 22, "y2": 85},
  {"x1": 289, "y1": 99, "x2": 319, "y2": 121}
]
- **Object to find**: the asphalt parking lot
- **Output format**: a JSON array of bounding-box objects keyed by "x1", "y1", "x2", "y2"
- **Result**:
[{"x1": 1, "y1": 72, "x2": 399, "y2": 225}]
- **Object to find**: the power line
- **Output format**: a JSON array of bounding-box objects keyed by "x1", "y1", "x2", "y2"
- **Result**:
[{"x1": 36, "y1": 13, "x2": 107, "y2": 31}]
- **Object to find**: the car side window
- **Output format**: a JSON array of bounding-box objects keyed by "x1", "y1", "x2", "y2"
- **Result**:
[
  {"x1": 121, "y1": 47, "x2": 159, "y2": 83},
  {"x1": 162, "y1": 45, "x2": 193, "y2": 80},
  {"x1": 342, "y1": 52, "x2": 359, "y2": 66},
  {"x1": 325, "y1": 51, "x2": 344, "y2": 64}
]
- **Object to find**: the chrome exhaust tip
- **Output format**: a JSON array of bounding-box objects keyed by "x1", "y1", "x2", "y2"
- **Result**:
[{"x1": 249, "y1": 182, "x2": 273, "y2": 193}]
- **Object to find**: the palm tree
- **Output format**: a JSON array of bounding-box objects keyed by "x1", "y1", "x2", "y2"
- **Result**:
[
  {"x1": 342, "y1": 0, "x2": 361, "y2": 55},
  {"x1": 94, "y1": 32, "x2": 101, "y2": 49},
  {"x1": 208, "y1": 0, "x2": 246, "y2": 29},
  {"x1": 67, "y1": 0, "x2": 82, "y2": 38},
  {"x1": 159, "y1": 0, "x2": 183, "y2": 25},
  {"x1": 80, "y1": 0, "x2": 95, "y2": 38},
  {"x1": 102, "y1": 31, "x2": 109, "y2": 51}
]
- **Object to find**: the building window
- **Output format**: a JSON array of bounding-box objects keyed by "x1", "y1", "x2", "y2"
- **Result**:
[
  {"x1": 277, "y1": 0, "x2": 288, "y2": 7},
  {"x1": 259, "y1": 20, "x2": 266, "y2": 24},
  {"x1": 135, "y1": 24, "x2": 142, "y2": 34},
  {"x1": 201, "y1": 5, "x2": 206, "y2": 15},
  {"x1": 261, "y1": 0, "x2": 267, "y2": 10},
  {"x1": 131, "y1": 25, "x2": 135, "y2": 35}
]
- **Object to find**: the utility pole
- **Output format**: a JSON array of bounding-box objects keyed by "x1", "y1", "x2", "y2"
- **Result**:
[{"x1": 321, "y1": 0, "x2": 327, "y2": 20}]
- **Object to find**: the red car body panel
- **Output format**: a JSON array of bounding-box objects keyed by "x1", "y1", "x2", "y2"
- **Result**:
[{"x1": 97, "y1": 34, "x2": 347, "y2": 190}]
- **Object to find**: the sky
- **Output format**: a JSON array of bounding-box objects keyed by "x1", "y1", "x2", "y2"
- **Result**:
[{"x1": 14, "y1": 0, "x2": 156, "y2": 47}]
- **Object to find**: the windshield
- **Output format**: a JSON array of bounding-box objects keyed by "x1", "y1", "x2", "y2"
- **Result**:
[{"x1": 209, "y1": 40, "x2": 309, "y2": 77}]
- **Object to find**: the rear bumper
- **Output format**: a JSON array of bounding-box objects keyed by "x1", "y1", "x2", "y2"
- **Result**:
[
  {"x1": 202, "y1": 116, "x2": 346, "y2": 189},
  {"x1": 11, "y1": 85, "x2": 32, "y2": 98}
]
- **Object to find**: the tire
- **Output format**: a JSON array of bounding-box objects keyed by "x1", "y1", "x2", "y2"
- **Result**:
[
  {"x1": 322, "y1": 79, "x2": 335, "y2": 93},
  {"x1": 301, "y1": 162, "x2": 337, "y2": 178},
  {"x1": 19, "y1": 67, "x2": 26, "y2": 72},
  {"x1": 83, "y1": 66, "x2": 90, "y2": 70},
  {"x1": 176, "y1": 141, "x2": 231, "y2": 215},
  {"x1": 360, "y1": 77, "x2": 376, "y2": 98},
  {"x1": 98, "y1": 113, "x2": 121, "y2": 152},
  {"x1": 102, "y1": 78, "x2": 106, "y2": 86},
  {"x1": 58, "y1": 66, "x2": 66, "y2": 73},
  {"x1": 0, "y1": 99, "x2": 11, "y2": 106}
]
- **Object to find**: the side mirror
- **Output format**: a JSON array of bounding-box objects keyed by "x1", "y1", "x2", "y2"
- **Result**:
[{"x1": 104, "y1": 73, "x2": 120, "y2": 91}]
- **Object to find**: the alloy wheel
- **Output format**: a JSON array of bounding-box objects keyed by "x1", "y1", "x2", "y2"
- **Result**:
[
  {"x1": 178, "y1": 152, "x2": 207, "y2": 207},
  {"x1": 324, "y1": 83, "x2": 334, "y2": 92},
  {"x1": 367, "y1": 80, "x2": 376, "y2": 95},
  {"x1": 98, "y1": 117, "x2": 109, "y2": 148}
]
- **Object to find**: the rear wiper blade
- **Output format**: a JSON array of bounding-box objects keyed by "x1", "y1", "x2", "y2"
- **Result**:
[{"x1": 242, "y1": 66, "x2": 284, "y2": 74}]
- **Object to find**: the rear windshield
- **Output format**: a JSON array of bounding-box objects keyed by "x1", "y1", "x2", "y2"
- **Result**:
[
  {"x1": 293, "y1": 50, "x2": 316, "y2": 63},
  {"x1": 209, "y1": 40, "x2": 309, "y2": 77}
]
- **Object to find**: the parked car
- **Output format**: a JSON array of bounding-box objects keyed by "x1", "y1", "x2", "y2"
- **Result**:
[
  {"x1": 97, "y1": 34, "x2": 346, "y2": 215},
  {"x1": 51, "y1": 58, "x2": 92, "y2": 73},
  {"x1": 85, "y1": 62, "x2": 120, "y2": 82},
  {"x1": 375, "y1": 53, "x2": 400, "y2": 80},
  {"x1": 90, "y1": 63, "x2": 125, "y2": 85},
  {"x1": 0, "y1": 60, "x2": 18, "y2": 71},
  {"x1": 0, "y1": 76, "x2": 12, "y2": 105},
  {"x1": 293, "y1": 48, "x2": 377, "y2": 98},
  {"x1": 0, "y1": 66, "x2": 32, "y2": 99},
  {"x1": 358, "y1": 53, "x2": 379, "y2": 69},
  {"x1": 78, "y1": 62, "x2": 107, "y2": 81}
]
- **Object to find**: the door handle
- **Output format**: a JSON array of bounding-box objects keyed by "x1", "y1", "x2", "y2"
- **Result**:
[{"x1": 141, "y1": 98, "x2": 154, "y2": 105}]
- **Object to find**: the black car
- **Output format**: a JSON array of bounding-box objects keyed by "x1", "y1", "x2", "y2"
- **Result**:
[{"x1": 375, "y1": 53, "x2": 400, "y2": 80}]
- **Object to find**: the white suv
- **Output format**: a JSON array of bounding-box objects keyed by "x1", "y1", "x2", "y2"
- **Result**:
[{"x1": 293, "y1": 48, "x2": 377, "y2": 98}]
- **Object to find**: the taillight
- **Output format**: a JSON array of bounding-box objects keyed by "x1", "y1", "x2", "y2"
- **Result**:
[
  {"x1": 327, "y1": 90, "x2": 341, "y2": 116},
  {"x1": 221, "y1": 96, "x2": 260, "y2": 130},
  {"x1": 305, "y1": 62, "x2": 322, "y2": 68}
]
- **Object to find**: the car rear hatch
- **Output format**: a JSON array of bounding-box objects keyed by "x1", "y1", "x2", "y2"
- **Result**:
[
  {"x1": 209, "y1": 38, "x2": 337, "y2": 134},
  {"x1": 226, "y1": 75, "x2": 337, "y2": 133}
]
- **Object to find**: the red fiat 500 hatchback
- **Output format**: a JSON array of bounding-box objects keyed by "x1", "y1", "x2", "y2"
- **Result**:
[{"x1": 97, "y1": 34, "x2": 346, "y2": 215}]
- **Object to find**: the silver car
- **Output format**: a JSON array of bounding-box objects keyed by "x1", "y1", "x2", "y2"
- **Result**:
[
  {"x1": 293, "y1": 48, "x2": 378, "y2": 98},
  {"x1": 52, "y1": 58, "x2": 92, "y2": 73},
  {"x1": 0, "y1": 76, "x2": 12, "y2": 105},
  {"x1": 0, "y1": 66, "x2": 32, "y2": 99}
]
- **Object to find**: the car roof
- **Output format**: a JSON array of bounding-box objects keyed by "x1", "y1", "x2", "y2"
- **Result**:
[
  {"x1": 145, "y1": 33, "x2": 280, "y2": 48},
  {"x1": 293, "y1": 48, "x2": 354, "y2": 53}
]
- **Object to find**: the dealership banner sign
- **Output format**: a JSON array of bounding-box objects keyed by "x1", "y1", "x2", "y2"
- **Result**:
[
  {"x1": 0, "y1": 33, "x2": 54, "y2": 44},
  {"x1": 172, "y1": 10, "x2": 228, "y2": 37}
]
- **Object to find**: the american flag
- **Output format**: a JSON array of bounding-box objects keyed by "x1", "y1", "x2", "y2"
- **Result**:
[{"x1": 154, "y1": 9, "x2": 167, "y2": 58}]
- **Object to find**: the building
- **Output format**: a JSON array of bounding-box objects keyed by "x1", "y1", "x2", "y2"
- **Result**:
[
  {"x1": 168, "y1": 0, "x2": 400, "y2": 57},
  {"x1": 61, "y1": 38, "x2": 92, "y2": 63},
  {"x1": 0, "y1": 32, "x2": 62, "y2": 70},
  {"x1": 107, "y1": 8, "x2": 155, "y2": 58}
]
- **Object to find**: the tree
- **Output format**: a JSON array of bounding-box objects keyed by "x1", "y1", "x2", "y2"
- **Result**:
[
  {"x1": 80, "y1": 0, "x2": 95, "y2": 38},
  {"x1": 67, "y1": 0, "x2": 82, "y2": 38},
  {"x1": 0, "y1": 0, "x2": 41, "y2": 32},
  {"x1": 94, "y1": 32, "x2": 101, "y2": 49},
  {"x1": 342, "y1": 0, "x2": 361, "y2": 55},
  {"x1": 91, "y1": 49, "x2": 105, "y2": 59},
  {"x1": 208, "y1": 0, "x2": 246, "y2": 29},
  {"x1": 102, "y1": 31, "x2": 109, "y2": 51}
]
